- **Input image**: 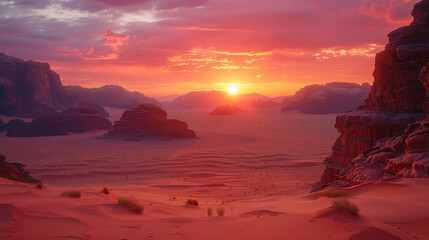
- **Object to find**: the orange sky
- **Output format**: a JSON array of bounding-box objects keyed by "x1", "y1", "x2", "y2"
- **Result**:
[{"x1": 0, "y1": 0, "x2": 419, "y2": 97}]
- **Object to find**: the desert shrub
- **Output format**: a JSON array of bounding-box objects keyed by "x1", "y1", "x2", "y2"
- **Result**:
[
  {"x1": 319, "y1": 189, "x2": 348, "y2": 198},
  {"x1": 35, "y1": 183, "x2": 44, "y2": 189},
  {"x1": 331, "y1": 198, "x2": 359, "y2": 216},
  {"x1": 118, "y1": 197, "x2": 144, "y2": 214},
  {"x1": 101, "y1": 187, "x2": 110, "y2": 195},
  {"x1": 217, "y1": 207, "x2": 225, "y2": 216},
  {"x1": 207, "y1": 207, "x2": 213, "y2": 217},
  {"x1": 186, "y1": 199, "x2": 199, "y2": 207},
  {"x1": 61, "y1": 190, "x2": 81, "y2": 198}
]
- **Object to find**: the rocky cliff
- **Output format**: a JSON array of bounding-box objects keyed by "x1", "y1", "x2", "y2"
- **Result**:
[
  {"x1": 105, "y1": 104, "x2": 197, "y2": 140},
  {"x1": 320, "y1": 0, "x2": 429, "y2": 187},
  {"x1": 0, "y1": 53, "x2": 70, "y2": 117}
]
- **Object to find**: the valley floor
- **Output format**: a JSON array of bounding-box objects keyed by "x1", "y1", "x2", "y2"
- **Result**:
[{"x1": 0, "y1": 110, "x2": 428, "y2": 239}]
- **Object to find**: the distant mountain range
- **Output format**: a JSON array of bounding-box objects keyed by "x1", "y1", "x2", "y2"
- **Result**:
[
  {"x1": 156, "y1": 94, "x2": 181, "y2": 103},
  {"x1": 282, "y1": 82, "x2": 371, "y2": 114},
  {"x1": 0, "y1": 52, "x2": 372, "y2": 117},
  {"x1": 65, "y1": 85, "x2": 160, "y2": 109},
  {"x1": 170, "y1": 90, "x2": 280, "y2": 109}
]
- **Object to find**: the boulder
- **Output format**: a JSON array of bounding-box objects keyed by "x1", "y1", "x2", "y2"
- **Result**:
[{"x1": 105, "y1": 104, "x2": 197, "y2": 140}]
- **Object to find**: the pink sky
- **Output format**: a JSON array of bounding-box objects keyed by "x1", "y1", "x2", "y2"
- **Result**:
[{"x1": 0, "y1": 0, "x2": 419, "y2": 97}]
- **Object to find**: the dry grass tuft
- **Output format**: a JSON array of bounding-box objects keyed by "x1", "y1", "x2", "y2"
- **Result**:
[
  {"x1": 319, "y1": 189, "x2": 349, "y2": 198},
  {"x1": 35, "y1": 183, "x2": 44, "y2": 189},
  {"x1": 207, "y1": 207, "x2": 213, "y2": 217},
  {"x1": 331, "y1": 198, "x2": 359, "y2": 216},
  {"x1": 61, "y1": 190, "x2": 81, "y2": 198},
  {"x1": 118, "y1": 197, "x2": 144, "y2": 214},
  {"x1": 186, "y1": 199, "x2": 199, "y2": 207},
  {"x1": 101, "y1": 187, "x2": 110, "y2": 195},
  {"x1": 217, "y1": 207, "x2": 225, "y2": 216}
]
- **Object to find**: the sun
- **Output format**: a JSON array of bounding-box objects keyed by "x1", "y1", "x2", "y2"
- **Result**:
[{"x1": 227, "y1": 86, "x2": 239, "y2": 95}]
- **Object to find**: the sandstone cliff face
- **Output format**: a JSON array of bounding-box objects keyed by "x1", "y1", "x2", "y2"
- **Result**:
[
  {"x1": 6, "y1": 107, "x2": 112, "y2": 137},
  {"x1": 105, "y1": 104, "x2": 197, "y2": 140},
  {"x1": 0, "y1": 53, "x2": 69, "y2": 117},
  {"x1": 366, "y1": 0, "x2": 429, "y2": 112},
  {"x1": 321, "y1": 0, "x2": 429, "y2": 187}
]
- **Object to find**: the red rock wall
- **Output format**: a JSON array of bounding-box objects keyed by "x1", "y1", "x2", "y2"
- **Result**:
[{"x1": 0, "y1": 53, "x2": 69, "y2": 113}]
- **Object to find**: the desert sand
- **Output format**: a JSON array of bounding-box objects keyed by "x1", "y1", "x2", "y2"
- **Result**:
[{"x1": 1, "y1": 108, "x2": 428, "y2": 240}]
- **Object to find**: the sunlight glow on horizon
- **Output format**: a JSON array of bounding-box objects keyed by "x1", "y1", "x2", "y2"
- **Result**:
[{"x1": 227, "y1": 85, "x2": 239, "y2": 95}]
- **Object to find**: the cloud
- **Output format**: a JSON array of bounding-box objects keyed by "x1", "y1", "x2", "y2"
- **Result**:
[
  {"x1": 359, "y1": 0, "x2": 419, "y2": 23},
  {"x1": 0, "y1": 0, "x2": 421, "y2": 96},
  {"x1": 104, "y1": 29, "x2": 132, "y2": 51}
]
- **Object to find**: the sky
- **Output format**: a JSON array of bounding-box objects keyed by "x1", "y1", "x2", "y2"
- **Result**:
[{"x1": 0, "y1": 0, "x2": 420, "y2": 97}]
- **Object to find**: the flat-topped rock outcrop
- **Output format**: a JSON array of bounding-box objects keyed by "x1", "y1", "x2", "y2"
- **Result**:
[{"x1": 105, "y1": 104, "x2": 196, "y2": 140}]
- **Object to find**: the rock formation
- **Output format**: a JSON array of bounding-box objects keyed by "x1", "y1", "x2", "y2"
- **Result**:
[
  {"x1": 0, "y1": 53, "x2": 70, "y2": 117},
  {"x1": 0, "y1": 155, "x2": 38, "y2": 183},
  {"x1": 105, "y1": 104, "x2": 197, "y2": 140},
  {"x1": 6, "y1": 107, "x2": 112, "y2": 137},
  {"x1": 209, "y1": 105, "x2": 241, "y2": 116},
  {"x1": 282, "y1": 82, "x2": 371, "y2": 114},
  {"x1": 320, "y1": 0, "x2": 429, "y2": 188}
]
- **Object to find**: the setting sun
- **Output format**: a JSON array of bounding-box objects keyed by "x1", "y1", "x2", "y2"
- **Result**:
[{"x1": 227, "y1": 86, "x2": 239, "y2": 94}]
